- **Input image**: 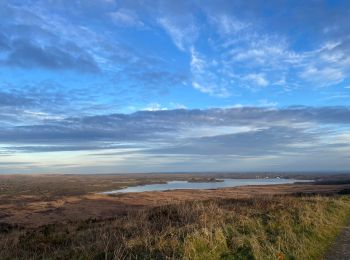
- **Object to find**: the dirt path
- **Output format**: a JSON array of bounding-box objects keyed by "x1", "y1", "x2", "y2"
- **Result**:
[{"x1": 325, "y1": 224, "x2": 350, "y2": 260}]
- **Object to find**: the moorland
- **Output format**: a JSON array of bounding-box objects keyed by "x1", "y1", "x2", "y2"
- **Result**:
[{"x1": 1, "y1": 173, "x2": 350, "y2": 259}]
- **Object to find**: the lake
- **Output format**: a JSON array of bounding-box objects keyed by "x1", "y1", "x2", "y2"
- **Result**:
[{"x1": 103, "y1": 178, "x2": 312, "y2": 194}]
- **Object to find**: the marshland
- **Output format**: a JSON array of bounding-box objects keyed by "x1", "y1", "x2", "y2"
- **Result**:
[{"x1": 1, "y1": 173, "x2": 350, "y2": 259}]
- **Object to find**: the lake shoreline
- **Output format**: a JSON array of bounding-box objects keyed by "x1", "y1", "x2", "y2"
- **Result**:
[{"x1": 102, "y1": 178, "x2": 313, "y2": 194}]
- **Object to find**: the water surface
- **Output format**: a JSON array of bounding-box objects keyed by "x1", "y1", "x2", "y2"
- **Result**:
[{"x1": 103, "y1": 178, "x2": 312, "y2": 194}]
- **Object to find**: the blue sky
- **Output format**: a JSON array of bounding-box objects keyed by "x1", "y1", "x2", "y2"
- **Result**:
[{"x1": 0, "y1": 0, "x2": 350, "y2": 173}]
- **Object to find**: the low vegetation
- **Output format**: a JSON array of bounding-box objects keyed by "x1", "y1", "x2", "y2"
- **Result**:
[{"x1": 1, "y1": 194, "x2": 350, "y2": 259}]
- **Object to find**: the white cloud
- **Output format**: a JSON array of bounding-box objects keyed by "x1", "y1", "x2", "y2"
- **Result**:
[
  {"x1": 321, "y1": 94, "x2": 350, "y2": 101},
  {"x1": 243, "y1": 73, "x2": 269, "y2": 87},
  {"x1": 169, "y1": 102, "x2": 187, "y2": 109},
  {"x1": 187, "y1": 13, "x2": 303, "y2": 93},
  {"x1": 226, "y1": 33, "x2": 303, "y2": 68},
  {"x1": 142, "y1": 103, "x2": 168, "y2": 111},
  {"x1": 23, "y1": 110, "x2": 65, "y2": 120},
  {"x1": 258, "y1": 99, "x2": 278, "y2": 107},
  {"x1": 178, "y1": 126, "x2": 260, "y2": 139},
  {"x1": 110, "y1": 9, "x2": 143, "y2": 27},
  {"x1": 157, "y1": 17, "x2": 198, "y2": 51},
  {"x1": 190, "y1": 49, "x2": 231, "y2": 97},
  {"x1": 298, "y1": 40, "x2": 350, "y2": 87},
  {"x1": 300, "y1": 66, "x2": 345, "y2": 86},
  {"x1": 209, "y1": 14, "x2": 248, "y2": 35},
  {"x1": 207, "y1": 27, "x2": 349, "y2": 91},
  {"x1": 197, "y1": 10, "x2": 347, "y2": 92},
  {"x1": 190, "y1": 48, "x2": 206, "y2": 71},
  {"x1": 192, "y1": 82, "x2": 230, "y2": 97},
  {"x1": 154, "y1": 6, "x2": 350, "y2": 96},
  {"x1": 141, "y1": 102, "x2": 186, "y2": 111}
]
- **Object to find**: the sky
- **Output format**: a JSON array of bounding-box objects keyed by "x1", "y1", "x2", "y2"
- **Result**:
[{"x1": 0, "y1": 0, "x2": 350, "y2": 174}]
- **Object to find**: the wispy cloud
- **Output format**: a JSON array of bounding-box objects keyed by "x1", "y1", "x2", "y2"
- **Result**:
[
  {"x1": 157, "y1": 16, "x2": 198, "y2": 51},
  {"x1": 243, "y1": 73, "x2": 269, "y2": 87},
  {"x1": 110, "y1": 9, "x2": 144, "y2": 27},
  {"x1": 190, "y1": 48, "x2": 231, "y2": 97},
  {"x1": 1, "y1": 106, "x2": 350, "y2": 148},
  {"x1": 209, "y1": 14, "x2": 249, "y2": 36},
  {"x1": 1, "y1": 106, "x2": 349, "y2": 172}
]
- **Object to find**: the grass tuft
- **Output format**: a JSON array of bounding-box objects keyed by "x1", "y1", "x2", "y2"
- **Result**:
[{"x1": 1, "y1": 195, "x2": 349, "y2": 259}]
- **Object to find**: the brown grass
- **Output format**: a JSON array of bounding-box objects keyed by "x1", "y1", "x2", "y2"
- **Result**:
[
  {"x1": 1, "y1": 173, "x2": 350, "y2": 228},
  {"x1": 1, "y1": 174, "x2": 350, "y2": 259},
  {"x1": 1, "y1": 195, "x2": 350, "y2": 259}
]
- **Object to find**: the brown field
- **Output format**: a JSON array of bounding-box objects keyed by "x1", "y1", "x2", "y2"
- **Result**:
[
  {"x1": 1, "y1": 173, "x2": 350, "y2": 259},
  {"x1": 1, "y1": 173, "x2": 349, "y2": 228}
]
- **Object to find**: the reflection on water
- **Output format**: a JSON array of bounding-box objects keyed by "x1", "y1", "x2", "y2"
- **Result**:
[{"x1": 103, "y1": 178, "x2": 312, "y2": 194}]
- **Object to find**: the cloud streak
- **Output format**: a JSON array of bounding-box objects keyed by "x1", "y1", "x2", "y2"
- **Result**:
[
  {"x1": 0, "y1": 106, "x2": 349, "y2": 146},
  {"x1": 1, "y1": 106, "x2": 349, "y2": 173}
]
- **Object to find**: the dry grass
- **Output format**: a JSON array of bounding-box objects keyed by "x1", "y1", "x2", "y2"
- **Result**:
[
  {"x1": 1, "y1": 194, "x2": 350, "y2": 259},
  {"x1": 2, "y1": 173, "x2": 350, "y2": 228}
]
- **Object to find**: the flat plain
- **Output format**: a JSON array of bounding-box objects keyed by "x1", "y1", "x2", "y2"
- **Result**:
[
  {"x1": 1, "y1": 173, "x2": 350, "y2": 259},
  {"x1": 0, "y1": 173, "x2": 348, "y2": 227}
]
